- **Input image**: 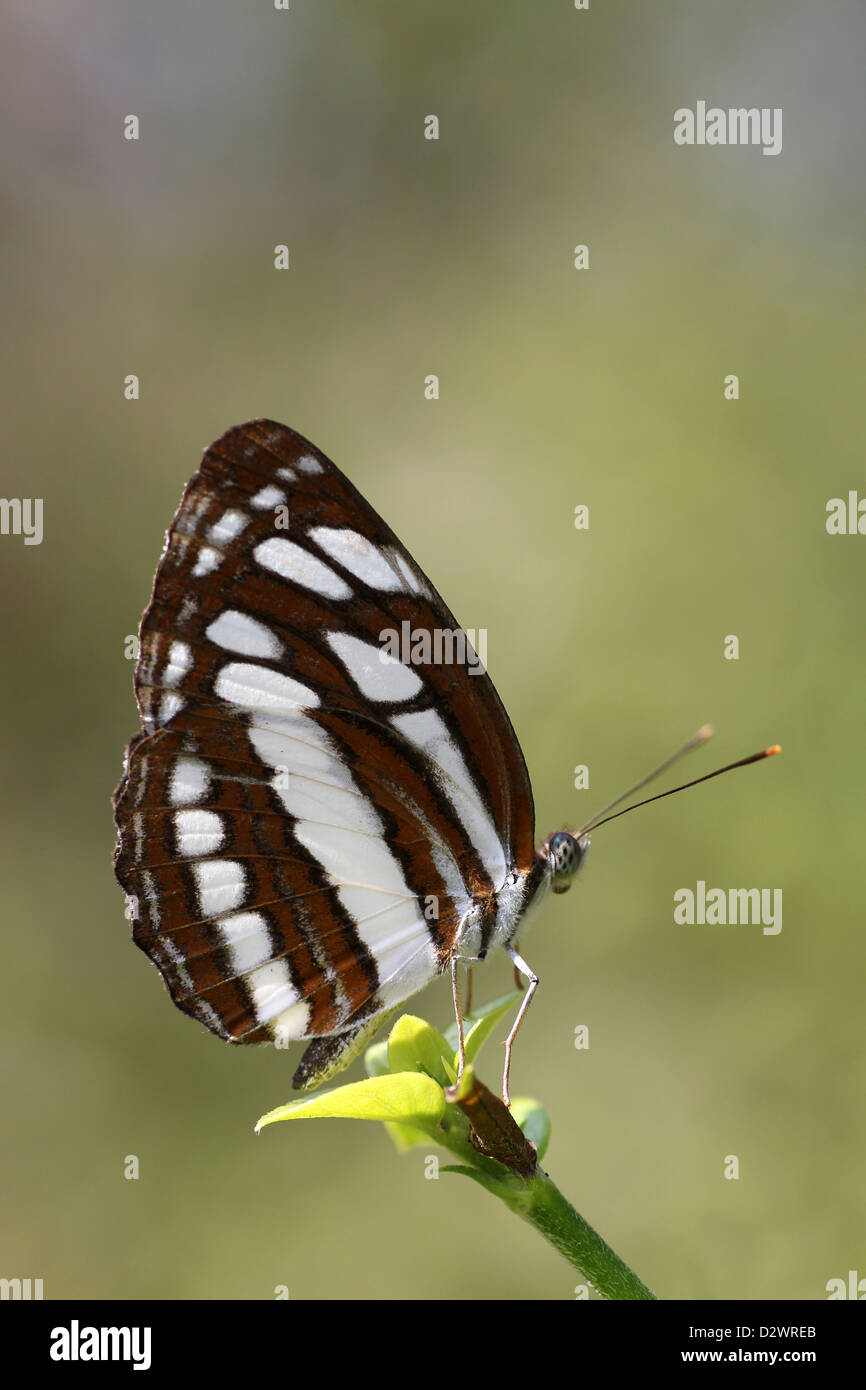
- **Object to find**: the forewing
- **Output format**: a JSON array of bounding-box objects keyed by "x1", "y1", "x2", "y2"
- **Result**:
[{"x1": 113, "y1": 419, "x2": 537, "y2": 1045}]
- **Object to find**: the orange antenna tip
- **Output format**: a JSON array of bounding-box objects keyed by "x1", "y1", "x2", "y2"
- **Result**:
[{"x1": 766, "y1": 744, "x2": 782, "y2": 756}]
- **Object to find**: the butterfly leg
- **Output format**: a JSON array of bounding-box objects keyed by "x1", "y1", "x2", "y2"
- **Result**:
[
  {"x1": 451, "y1": 954, "x2": 467, "y2": 1084},
  {"x1": 511, "y1": 939, "x2": 524, "y2": 992},
  {"x1": 450, "y1": 954, "x2": 483, "y2": 1083},
  {"x1": 502, "y1": 945, "x2": 539, "y2": 1108}
]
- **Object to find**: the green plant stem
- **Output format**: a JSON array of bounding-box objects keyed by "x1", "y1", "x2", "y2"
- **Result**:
[
  {"x1": 498, "y1": 1170, "x2": 656, "y2": 1299},
  {"x1": 438, "y1": 1128, "x2": 655, "y2": 1300}
]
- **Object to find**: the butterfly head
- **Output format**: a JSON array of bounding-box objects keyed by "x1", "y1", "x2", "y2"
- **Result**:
[{"x1": 542, "y1": 829, "x2": 590, "y2": 895}]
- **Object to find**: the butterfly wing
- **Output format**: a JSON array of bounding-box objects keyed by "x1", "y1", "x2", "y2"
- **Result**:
[{"x1": 113, "y1": 420, "x2": 539, "y2": 1080}]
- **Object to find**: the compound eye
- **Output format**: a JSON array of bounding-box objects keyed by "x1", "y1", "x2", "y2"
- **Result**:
[
  {"x1": 552, "y1": 833, "x2": 574, "y2": 874},
  {"x1": 548, "y1": 831, "x2": 589, "y2": 891}
]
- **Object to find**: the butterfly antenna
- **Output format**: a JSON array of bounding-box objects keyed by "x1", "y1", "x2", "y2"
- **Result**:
[
  {"x1": 585, "y1": 744, "x2": 782, "y2": 834},
  {"x1": 578, "y1": 725, "x2": 715, "y2": 835}
]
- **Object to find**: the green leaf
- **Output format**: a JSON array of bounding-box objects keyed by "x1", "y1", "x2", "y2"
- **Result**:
[
  {"x1": 255, "y1": 1072, "x2": 446, "y2": 1133},
  {"x1": 387, "y1": 1014, "x2": 452, "y2": 1086},
  {"x1": 443, "y1": 991, "x2": 522, "y2": 1071},
  {"x1": 440, "y1": 1164, "x2": 511, "y2": 1199},
  {"x1": 364, "y1": 1040, "x2": 391, "y2": 1078},
  {"x1": 510, "y1": 1097, "x2": 552, "y2": 1160},
  {"x1": 383, "y1": 1121, "x2": 433, "y2": 1153}
]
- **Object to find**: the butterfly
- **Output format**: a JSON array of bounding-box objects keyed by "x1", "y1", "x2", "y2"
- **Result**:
[{"x1": 113, "y1": 419, "x2": 777, "y2": 1104}]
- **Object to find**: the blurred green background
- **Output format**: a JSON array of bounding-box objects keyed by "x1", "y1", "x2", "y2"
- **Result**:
[{"x1": 1, "y1": 0, "x2": 863, "y2": 1301}]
